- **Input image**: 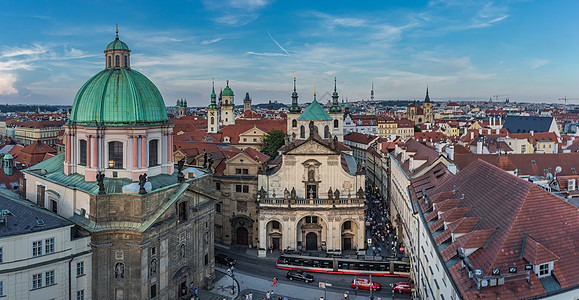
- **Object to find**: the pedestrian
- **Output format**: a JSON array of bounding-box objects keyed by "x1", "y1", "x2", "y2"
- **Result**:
[
  {"x1": 272, "y1": 277, "x2": 277, "y2": 286},
  {"x1": 266, "y1": 291, "x2": 271, "y2": 299},
  {"x1": 249, "y1": 292, "x2": 253, "y2": 300},
  {"x1": 270, "y1": 290, "x2": 275, "y2": 298},
  {"x1": 245, "y1": 293, "x2": 249, "y2": 300}
]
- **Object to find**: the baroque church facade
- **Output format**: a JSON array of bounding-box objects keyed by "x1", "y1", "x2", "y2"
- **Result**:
[
  {"x1": 21, "y1": 33, "x2": 216, "y2": 300},
  {"x1": 256, "y1": 78, "x2": 366, "y2": 257}
]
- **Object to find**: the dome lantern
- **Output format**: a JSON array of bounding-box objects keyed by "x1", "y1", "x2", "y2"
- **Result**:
[{"x1": 105, "y1": 26, "x2": 131, "y2": 69}]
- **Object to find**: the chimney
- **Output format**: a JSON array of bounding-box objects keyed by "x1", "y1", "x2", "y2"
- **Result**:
[
  {"x1": 478, "y1": 129, "x2": 482, "y2": 135},
  {"x1": 448, "y1": 145, "x2": 455, "y2": 161},
  {"x1": 470, "y1": 132, "x2": 474, "y2": 140},
  {"x1": 487, "y1": 129, "x2": 491, "y2": 134},
  {"x1": 496, "y1": 129, "x2": 499, "y2": 134},
  {"x1": 477, "y1": 140, "x2": 483, "y2": 154},
  {"x1": 530, "y1": 130, "x2": 534, "y2": 136},
  {"x1": 447, "y1": 164, "x2": 457, "y2": 174}
]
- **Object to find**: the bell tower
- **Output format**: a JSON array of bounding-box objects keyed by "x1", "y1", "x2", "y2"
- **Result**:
[
  {"x1": 423, "y1": 86, "x2": 433, "y2": 123},
  {"x1": 220, "y1": 80, "x2": 235, "y2": 126},
  {"x1": 208, "y1": 78, "x2": 220, "y2": 133}
]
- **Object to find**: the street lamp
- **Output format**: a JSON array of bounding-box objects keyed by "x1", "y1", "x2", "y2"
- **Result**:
[{"x1": 108, "y1": 160, "x2": 114, "y2": 168}]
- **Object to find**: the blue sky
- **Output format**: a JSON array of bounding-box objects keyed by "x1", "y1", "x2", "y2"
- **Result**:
[{"x1": 0, "y1": 0, "x2": 578, "y2": 106}]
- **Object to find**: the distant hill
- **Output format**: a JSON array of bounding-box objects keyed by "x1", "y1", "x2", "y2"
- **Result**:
[
  {"x1": 254, "y1": 101, "x2": 289, "y2": 110},
  {"x1": 0, "y1": 104, "x2": 70, "y2": 113}
]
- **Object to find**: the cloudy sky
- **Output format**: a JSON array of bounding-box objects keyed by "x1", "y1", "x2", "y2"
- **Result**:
[{"x1": 0, "y1": 0, "x2": 578, "y2": 106}]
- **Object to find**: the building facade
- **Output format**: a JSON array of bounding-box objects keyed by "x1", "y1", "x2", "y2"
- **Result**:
[{"x1": 21, "y1": 33, "x2": 216, "y2": 300}]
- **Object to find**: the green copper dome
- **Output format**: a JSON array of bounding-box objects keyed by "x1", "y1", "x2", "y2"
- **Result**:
[
  {"x1": 106, "y1": 38, "x2": 130, "y2": 51},
  {"x1": 68, "y1": 68, "x2": 170, "y2": 127},
  {"x1": 297, "y1": 98, "x2": 332, "y2": 120},
  {"x1": 222, "y1": 85, "x2": 234, "y2": 96}
]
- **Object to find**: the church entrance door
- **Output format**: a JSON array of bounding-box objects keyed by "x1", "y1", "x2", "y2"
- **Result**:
[
  {"x1": 343, "y1": 237, "x2": 352, "y2": 250},
  {"x1": 306, "y1": 232, "x2": 318, "y2": 251},
  {"x1": 272, "y1": 237, "x2": 280, "y2": 250},
  {"x1": 236, "y1": 227, "x2": 249, "y2": 245}
]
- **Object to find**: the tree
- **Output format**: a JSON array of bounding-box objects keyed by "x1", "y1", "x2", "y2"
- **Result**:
[
  {"x1": 414, "y1": 125, "x2": 422, "y2": 133},
  {"x1": 260, "y1": 129, "x2": 286, "y2": 158}
]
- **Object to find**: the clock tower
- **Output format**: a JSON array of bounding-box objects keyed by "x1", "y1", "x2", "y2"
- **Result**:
[{"x1": 207, "y1": 79, "x2": 220, "y2": 133}]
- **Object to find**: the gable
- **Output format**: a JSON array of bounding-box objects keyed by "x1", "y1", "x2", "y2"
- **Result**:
[{"x1": 285, "y1": 139, "x2": 339, "y2": 155}]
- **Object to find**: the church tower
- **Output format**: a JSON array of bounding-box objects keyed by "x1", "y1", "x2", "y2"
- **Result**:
[
  {"x1": 371, "y1": 81, "x2": 374, "y2": 101},
  {"x1": 287, "y1": 76, "x2": 301, "y2": 140},
  {"x1": 328, "y1": 76, "x2": 344, "y2": 141},
  {"x1": 220, "y1": 80, "x2": 235, "y2": 126},
  {"x1": 243, "y1": 92, "x2": 252, "y2": 112},
  {"x1": 208, "y1": 78, "x2": 220, "y2": 133},
  {"x1": 423, "y1": 86, "x2": 433, "y2": 123}
]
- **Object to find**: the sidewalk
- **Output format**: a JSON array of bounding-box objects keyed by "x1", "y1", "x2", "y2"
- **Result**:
[{"x1": 206, "y1": 267, "x2": 388, "y2": 300}]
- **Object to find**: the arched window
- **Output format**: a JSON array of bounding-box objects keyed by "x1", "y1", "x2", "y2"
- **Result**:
[
  {"x1": 124, "y1": 55, "x2": 128, "y2": 67},
  {"x1": 108, "y1": 141, "x2": 123, "y2": 169},
  {"x1": 115, "y1": 55, "x2": 120, "y2": 67},
  {"x1": 324, "y1": 125, "x2": 329, "y2": 139},
  {"x1": 149, "y1": 140, "x2": 159, "y2": 166},
  {"x1": 79, "y1": 140, "x2": 87, "y2": 166},
  {"x1": 210, "y1": 117, "x2": 214, "y2": 125},
  {"x1": 292, "y1": 119, "x2": 297, "y2": 127},
  {"x1": 108, "y1": 56, "x2": 112, "y2": 68},
  {"x1": 300, "y1": 125, "x2": 305, "y2": 139},
  {"x1": 334, "y1": 119, "x2": 339, "y2": 128}
]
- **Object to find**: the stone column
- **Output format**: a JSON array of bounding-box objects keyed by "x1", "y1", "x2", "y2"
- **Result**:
[
  {"x1": 167, "y1": 133, "x2": 173, "y2": 162},
  {"x1": 65, "y1": 133, "x2": 71, "y2": 163},
  {"x1": 258, "y1": 218, "x2": 267, "y2": 258},
  {"x1": 91, "y1": 135, "x2": 98, "y2": 168},
  {"x1": 86, "y1": 135, "x2": 91, "y2": 167},
  {"x1": 132, "y1": 136, "x2": 138, "y2": 169},
  {"x1": 140, "y1": 136, "x2": 147, "y2": 168}
]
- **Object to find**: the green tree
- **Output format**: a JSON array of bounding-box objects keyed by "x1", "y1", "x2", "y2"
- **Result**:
[
  {"x1": 260, "y1": 129, "x2": 286, "y2": 158},
  {"x1": 414, "y1": 125, "x2": 422, "y2": 133}
]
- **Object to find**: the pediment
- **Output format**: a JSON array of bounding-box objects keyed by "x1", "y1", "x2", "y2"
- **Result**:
[{"x1": 285, "y1": 139, "x2": 338, "y2": 155}]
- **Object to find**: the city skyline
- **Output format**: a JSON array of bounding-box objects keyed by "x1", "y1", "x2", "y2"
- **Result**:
[{"x1": 0, "y1": 0, "x2": 578, "y2": 106}]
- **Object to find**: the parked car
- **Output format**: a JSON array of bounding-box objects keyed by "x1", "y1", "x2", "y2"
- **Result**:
[
  {"x1": 215, "y1": 254, "x2": 236, "y2": 266},
  {"x1": 351, "y1": 278, "x2": 381, "y2": 291},
  {"x1": 286, "y1": 270, "x2": 315, "y2": 283},
  {"x1": 392, "y1": 282, "x2": 412, "y2": 293}
]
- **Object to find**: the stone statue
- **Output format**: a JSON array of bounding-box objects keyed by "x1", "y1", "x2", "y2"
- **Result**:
[
  {"x1": 308, "y1": 169, "x2": 315, "y2": 182},
  {"x1": 290, "y1": 187, "x2": 296, "y2": 199},
  {"x1": 177, "y1": 158, "x2": 185, "y2": 183},
  {"x1": 334, "y1": 188, "x2": 340, "y2": 199},
  {"x1": 291, "y1": 132, "x2": 296, "y2": 141},
  {"x1": 139, "y1": 173, "x2": 148, "y2": 194},
  {"x1": 284, "y1": 188, "x2": 290, "y2": 199},
  {"x1": 328, "y1": 188, "x2": 333, "y2": 199},
  {"x1": 202, "y1": 151, "x2": 208, "y2": 168},
  {"x1": 207, "y1": 157, "x2": 214, "y2": 172},
  {"x1": 115, "y1": 262, "x2": 124, "y2": 279},
  {"x1": 259, "y1": 187, "x2": 266, "y2": 200},
  {"x1": 96, "y1": 171, "x2": 105, "y2": 195},
  {"x1": 357, "y1": 187, "x2": 364, "y2": 199},
  {"x1": 150, "y1": 259, "x2": 157, "y2": 276},
  {"x1": 309, "y1": 121, "x2": 315, "y2": 138}
]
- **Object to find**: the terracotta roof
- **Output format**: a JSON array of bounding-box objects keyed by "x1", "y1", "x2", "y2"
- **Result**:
[
  {"x1": 14, "y1": 141, "x2": 56, "y2": 167},
  {"x1": 422, "y1": 159, "x2": 579, "y2": 299},
  {"x1": 522, "y1": 235, "x2": 560, "y2": 266},
  {"x1": 454, "y1": 153, "x2": 579, "y2": 176},
  {"x1": 220, "y1": 119, "x2": 286, "y2": 144},
  {"x1": 344, "y1": 132, "x2": 378, "y2": 145}
]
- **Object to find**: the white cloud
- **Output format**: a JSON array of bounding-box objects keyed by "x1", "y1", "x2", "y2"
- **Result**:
[
  {"x1": 202, "y1": 38, "x2": 224, "y2": 45},
  {"x1": 531, "y1": 59, "x2": 550, "y2": 69},
  {"x1": 0, "y1": 44, "x2": 48, "y2": 58},
  {"x1": 0, "y1": 73, "x2": 18, "y2": 95}
]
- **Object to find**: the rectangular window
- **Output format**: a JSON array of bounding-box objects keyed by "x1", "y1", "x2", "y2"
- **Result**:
[
  {"x1": 216, "y1": 203, "x2": 221, "y2": 213},
  {"x1": 77, "y1": 289, "x2": 85, "y2": 300},
  {"x1": 242, "y1": 168, "x2": 249, "y2": 174},
  {"x1": 0, "y1": 247, "x2": 3, "y2": 263},
  {"x1": 45, "y1": 270, "x2": 55, "y2": 286},
  {"x1": 235, "y1": 168, "x2": 241, "y2": 174},
  {"x1": 148, "y1": 140, "x2": 159, "y2": 166},
  {"x1": 150, "y1": 284, "x2": 157, "y2": 298},
  {"x1": 235, "y1": 185, "x2": 242, "y2": 193},
  {"x1": 76, "y1": 261, "x2": 85, "y2": 277},
  {"x1": 0, "y1": 281, "x2": 3, "y2": 296},
  {"x1": 32, "y1": 273, "x2": 42, "y2": 289},
  {"x1": 33, "y1": 240, "x2": 42, "y2": 257},
  {"x1": 79, "y1": 140, "x2": 87, "y2": 166},
  {"x1": 204, "y1": 254, "x2": 208, "y2": 265},
  {"x1": 108, "y1": 141, "x2": 124, "y2": 169},
  {"x1": 216, "y1": 182, "x2": 221, "y2": 190},
  {"x1": 50, "y1": 199, "x2": 58, "y2": 214},
  {"x1": 151, "y1": 247, "x2": 156, "y2": 256},
  {"x1": 178, "y1": 201, "x2": 187, "y2": 222},
  {"x1": 242, "y1": 185, "x2": 249, "y2": 193},
  {"x1": 539, "y1": 263, "x2": 550, "y2": 276},
  {"x1": 45, "y1": 238, "x2": 55, "y2": 254}
]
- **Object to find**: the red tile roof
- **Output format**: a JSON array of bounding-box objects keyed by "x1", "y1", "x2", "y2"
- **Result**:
[
  {"x1": 523, "y1": 235, "x2": 560, "y2": 266},
  {"x1": 454, "y1": 153, "x2": 579, "y2": 176}
]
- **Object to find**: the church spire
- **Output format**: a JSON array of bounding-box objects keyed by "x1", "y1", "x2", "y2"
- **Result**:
[
  {"x1": 371, "y1": 81, "x2": 374, "y2": 101},
  {"x1": 424, "y1": 85, "x2": 431, "y2": 103},
  {"x1": 209, "y1": 78, "x2": 218, "y2": 109},
  {"x1": 115, "y1": 24, "x2": 119, "y2": 39},
  {"x1": 330, "y1": 76, "x2": 342, "y2": 113},
  {"x1": 289, "y1": 75, "x2": 301, "y2": 113}
]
